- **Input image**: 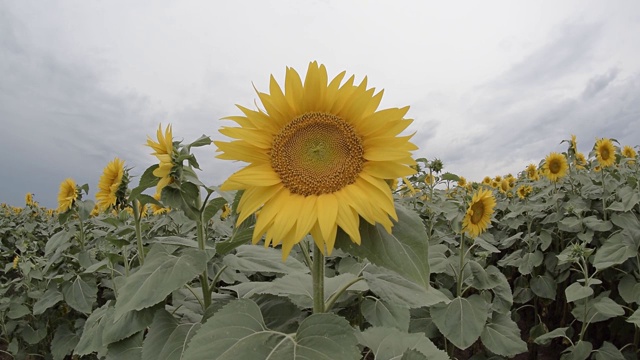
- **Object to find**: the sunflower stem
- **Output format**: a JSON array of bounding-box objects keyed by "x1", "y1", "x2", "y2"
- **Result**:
[
  {"x1": 132, "y1": 199, "x2": 145, "y2": 266},
  {"x1": 601, "y1": 169, "x2": 607, "y2": 221},
  {"x1": 197, "y1": 211, "x2": 211, "y2": 310},
  {"x1": 457, "y1": 233, "x2": 466, "y2": 298},
  {"x1": 312, "y1": 242, "x2": 325, "y2": 314}
]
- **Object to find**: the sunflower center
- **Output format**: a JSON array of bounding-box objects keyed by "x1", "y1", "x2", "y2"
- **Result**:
[
  {"x1": 271, "y1": 112, "x2": 364, "y2": 196},
  {"x1": 549, "y1": 160, "x2": 561, "y2": 174},
  {"x1": 600, "y1": 148, "x2": 610, "y2": 160},
  {"x1": 470, "y1": 202, "x2": 485, "y2": 224}
]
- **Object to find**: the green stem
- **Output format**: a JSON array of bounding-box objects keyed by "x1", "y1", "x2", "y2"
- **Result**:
[
  {"x1": 197, "y1": 211, "x2": 211, "y2": 310},
  {"x1": 601, "y1": 170, "x2": 607, "y2": 221},
  {"x1": 457, "y1": 233, "x2": 466, "y2": 297},
  {"x1": 132, "y1": 199, "x2": 145, "y2": 266},
  {"x1": 76, "y1": 210, "x2": 86, "y2": 250},
  {"x1": 324, "y1": 276, "x2": 364, "y2": 312},
  {"x1": 312, "y1": 243, "x2": 325, "y2": 314}
]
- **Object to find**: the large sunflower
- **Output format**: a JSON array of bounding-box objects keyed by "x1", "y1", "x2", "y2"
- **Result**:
[
  {"x1": 216, "y1": 62, "x2": 417, "y2": 258},
  {"x1": 595, "y1": 138, "x2": 616, "y2": 168},
  {"x1": 57, "y1": 178, "x2": 78, "y2": 213},
  {"x1": 96, "y1": 157, "x2": 127, "y2": 210},
  {"x1": 543, "y1": 152, "x2": 568, "y2": 182},
  {"x1": 462, "y1": 188, "x2": 496, "y2": 238},
  {"x1": 146, "y1": 124, "x2": 175, "y2": 193}
]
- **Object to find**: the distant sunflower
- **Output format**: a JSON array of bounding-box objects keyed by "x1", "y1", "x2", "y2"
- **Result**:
[
  {"x1": 25, "y1": 193, "x2": 34, "y2": 207},
  {"x1": 150, "y1": 192, "x2": 170, "y2": 215},
  {"x1": 462, "y1": 188, "x2": 496, "y2": 238},
  {"x1": 424, "y1": 174, "x2": 435, "y2": 185},
  {"x1": 499, "y1": 179, "x2": 510, "y2": 194},
  {"x1": 482, "y1": 176, "x2": 492, "y2": 186},
  {"x1": 517, "y1": 184, "x2": 533, "y2": 199},
  {"x1": 457, "y1": 176, "x2": 467, "y2": 187},
  {"x1": 525, "y1": 164, "x2": 539, "y2": 181},
  {"x1": 543, "y1": 152, "x2": 568, "y2": 182},
  {"x1": 57, "y1": 178, "x2": 78, "y2": 213},
  {"x1": 570, "y1": 134, "x2": 578, "y2": 152},
  {"x1": 216, "y1": 62, "x2": 417, "y2": 259},
  {"x1": 96, "y1": 157, "x2": 127, "y2": 210},
  {"x1": 147, "y1": 124, "x2": 175, "y2": 193},
  {"x1": 595, "y1": 138, "x2": 616, "y2": 168},
  {"x1": 622, "y1": 145, "x2": 637, "y2": 164},
  {"x1": 574, "y1": 152, "x2": 587, "y2": 170}
]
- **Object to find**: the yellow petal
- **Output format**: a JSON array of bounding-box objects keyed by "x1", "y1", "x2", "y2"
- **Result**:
[
  {"x1": 336, "y1": 201, "x2": 361, "y2": 245},
  {"x1": 294, "y1": 195, "x2": 318, "y2": 242},
  {"x1": 363, "y1": 160, "x2": 416, "y2": 179},
  {"x1": 224, "y1": 164, "x2": 282, "y2": 187},
  {"x1": 317, "y1": 193, "x2": 338, "y2": 242},
  {"x1": 236, "y1": 184, "x2": 283, "y2": 225}
]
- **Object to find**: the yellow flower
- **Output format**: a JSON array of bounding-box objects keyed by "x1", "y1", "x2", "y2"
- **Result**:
[
  {"x1": 457, "y1": 176, "x2": 467, "y2": 187},
  {"x1": 525, "y1": 164, "x2": 539, "y2": 181},
  {"x1": 57, "y1": 178, "x2": 78, "y2": 213},
  {"x1": 481, "y1": 176, "x2": 492, "y2": 186},
  {"x1": 622, "y1": 145, "x2": 637, "y2": 164},
  {"x1": 491, "y1": 180, "x2": 499, "y2": 188},
  {"x1": 215, "y1": 62, "x2": 417, "y2": 259},
  {"x1": 90, "y1": 204, "x2": 100, "y2": 217},
  {"x1": 543, "y1": 152, "x2": 568, "y2": 182},
  {"x1": 25, "y1": 193, "x2": 35, "y2": 207},
  {"x1": 494, "y1": 175, "x2": 502, "y2": 183},
  {"x1": 147, "y1": 124, "x2": 175, "y2": 193},
  {"x1": 96, "y1": 157, "x2": 126, "y2": 210},
  {"x1": 570, "y1": 134, "x2": 578, "y2": 152},
  {"x1": 499, "y1": 179, "x2": 510, "y2": 194},
  {"x1": 574, "y1": 152, "x2": 587, "y2": 170},
  {"x1": 462, "y1": 188, "x2": 496, "y2": 238},
  {"x1": 13, "y1": 255, "x2": 19, "y2": 269},
  {"x1": 594, "y1": 165, "x2": 602, "y2": 172},
  {"x1": 221, "y1": 203, "x2": 231, "y2": 220},
  {"x1": 402, "y1": 177, "x2": 418, "y2": 194},
  {"x1": 517, "y1": 184, "x2": 532, "y2": 199},
  {"x1": 150, "y1": 192, "x2": 170, "y2": 215},
  {"x1": 595, "y1": 138, "x2": 616, "y2": 168},
  {"x1": 424, "y1": 174, "x2": 435, "y2": 185}
]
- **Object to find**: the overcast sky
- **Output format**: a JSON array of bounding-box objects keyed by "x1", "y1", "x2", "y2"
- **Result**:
[{"x1": 2, "y1": 1, "x2": 639, "y2": 208}]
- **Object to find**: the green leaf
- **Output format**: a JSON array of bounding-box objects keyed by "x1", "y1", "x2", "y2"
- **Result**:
[
  {"x1": 51, "y1": 324, "x2": 80, "y2": 360},
  {"x1": 571, "y1": 294, "x2": 623, "y2": 323},
  {"x1": 607, "y1": 186, "x2": 640, "y2": 212},
  {"x1": 7, "y1": 303, "x2": 30, "y2": 319},
  {"x1": 430, "y1": 295, "x2": 491, "y2": 350},
  {"x1": 409, "y1": 307, "x2": 439, "y2": 339},
  {"x1": 103, "y1": 305, "x2": 160, "y2": 345},
  {"x1": 531, "y1": 274, "x2": 557, "y2": 300},
  {"x1": 75, "y1": 303, "x2": 110, "y2": 355},
  {"x1": 336, "y1": 203, "x2": 431, "y2": 289},
  {"x1": 490, "y1": 270, "x2": 513, "y2": 314},
  {"x1": 182, "y1": 299, "x2": 361, "y2": 359},
  {"x1": 114, "y1": 244, "x2": 208, "y2": 320},
  {"x1": 558, "y1": 216, "x2": 582, "y2": 233},
  {"x1": 618, "y1": 275, "x2": 640, "y2": 304},
  {"x1": 106, "y1": 331, "x2": 144, "y2": 360},
  {"x1": 534, "y1": 327, "x2": 568, "y2": 345},
  {"x1": 222, "y1": 244, "x2": 309, "y2": 274},
  {"x1": 627, "y1": 308, "x2": 640, "y2": 327},
  {"x1": 363, "y1": 265, "x2": 449, "y2": 308},
  {"x1": 359, "y1": 327, "x2": 449, "y2": 360},
  {"x1": 215, "y1": 219, "x2": 254, "y2": 255},
  {"x1": 33, "y1": 287, "x2": 64, "y2": 315},
  {"x1": 45, "y1": 229, "x2": 73, "y2": 257},
  {"x1": 62, "y1": 275, "x2": 97, "y2": 314},
  {"x1": 361, "y1": 298, "x2": 410, "y2": 332},
  {"x1": 582, "y1": 216, "x2": 613, "y2": 232},
  {"x1": 130, "y1": 164, "x2": 160, "y2": 200},
  {"x1": 202, "y1": 197, "x2": 227, "y2": 224},
  {"x1": 480, "y1": 312, "x2": 527, "y2": 357},
  {"x1": 187, "y1": 134, "x2": 212, "y2": 149},
  {"x1": 466, "y1": 263, "x2": 503, "y2": 290},
  {"x1": 21, "y1": 324, "x2": 48, "y2": 345},
  {"x1": 594, "y1": 341, "x2": 625, "y2": 360},
  {"x1": 142, "y1": 309, "x2": 201, "y2": 360},
  {"x1": 517, "y1": 250, "x2": 543, "y2": 275},
  {"x1": 561, "y1": 340, "x2": 592, "y2": 360},
  {"x1": 611, "y1": 212, "x2": 640, "y2": 238},
  {"x1": 593, "y1": 231, "x2": 638, "y2": 270},
  {"x1": 565, "y1": 282, "x2": 594, "y2": 303}
]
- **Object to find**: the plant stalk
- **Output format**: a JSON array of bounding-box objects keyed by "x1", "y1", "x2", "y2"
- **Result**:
[
  {"x1": 197, "y1": 211, "x2": 211, "y2": 310},
  {"x1": 312, "y1": 242, "x2": 325, "y2": 313},
  {"x1": 457, "y1": 233, "x2": 466, "y2": 297},
  {"x1": 132, "y1": 199, "x2": 145, "y2": 265}
]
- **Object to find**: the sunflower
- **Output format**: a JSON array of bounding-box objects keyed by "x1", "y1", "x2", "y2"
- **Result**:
[
  {"x1": 499, "y1": 179, "x2": 511, "y2": 194},
  {"x1": 457, "y1": 176, "x2": 467, "y2": 187},
  {"x1": 622, "y1": 145, "x2": 637, "y2": 164},
  {"x1": 215, "y1": 62, "x2": 417, "y2": 259},
  {"x1": 525, "y1": 164, "x2": 539, "y2": 181},
  {"x1": 481, "y1": 176, "x2": 492, "y2": 186},
  {"x1": 517, "y1": 184, "x2": 533, "y2": 199},
  {"x1": 543, "y1": 152, "x2": 568, "y2": 182},
  {"x1": 595, "y1": 138, "x2": 616, "y2": 168},
  {"x1": 146, "y1": 124, "x2": 175, "y2": 193},
  {"x1": 424, "y1": 174, "x2": 435, "y2": 185},
  {"x1": 96, "y1": 157, "x2": 127, "y2": 210},
  {"x1": 150, "y1": 192, "x2": 170, "y2": 215},
  {"x1": 57, "y1": 178, "x2": 78, "y2": 213},
  {"x1": 25, "y1": 193, "x2": 34, "y2": 207},
  {"x1": 570, "y1": 134, "x2": 578, "y2": 152},
  {"x1": 574, "y1": 152, "x2": 587, "y2": 170},
  {"x1": 462, "y1": 188, "x2": 496, "y2": 238}
]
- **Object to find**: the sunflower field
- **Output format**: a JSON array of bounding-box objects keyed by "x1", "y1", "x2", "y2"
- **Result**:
[{"x1": 2, "y1": 63, "x2": 640, "y2": 360}]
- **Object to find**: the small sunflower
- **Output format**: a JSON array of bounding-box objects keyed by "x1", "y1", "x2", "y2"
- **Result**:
[
  {"x1": 424, "y1": 174, "x2": 435, "y2": 185},
  {"x1": 220, "y1": 203, "x2": 231, "y2": 220},
  {"x1": 25, "y1": 193, "x2": 34, "y2": 207},
  {"x1": 543, "y1": 152, "x2": 568, "y2": 182},
  {"x1": 574, "y1": 152, "x2": 587, "y2": 170},
  {"x1": 517, "y1": 184, "x2": 533, "y2": 199},
  {"x1": 150, "y1": 192, "x2": 170, "y2": 215},
  {"x1": 570, "y1": 134, "x2": 578, "y2": 152},
  {"x1": 147, "y1": 124, "x2": 175, "y2": 193},
  {"x1": 57, "y1": 178, "x2": 78, "y2": 213},
  {"x1": 462, "y1": 188, "x2": 496, "y2": 238},
  {"x1": 457, "y1": 176, "x2": 467, "y2": 187},
  {"x1": 525, "y1": 164, "x2": 539, "y2": 181},
  {"x1": 481, "y1": 176, "x2": 492, "y2": 186},
  {"x1": 622, "y1": 145, "x2": 637, "y2": 164},
  {"x1": 216, "y1": 62, "x2": 417, "y2": 259},
  {"x1": 96, "y1": 157, "x2": 128, "y2": 210},
  {"x1": 595, "y1": 138, "x2": 616, "y2": 168},
  {"x1": 494, "y1": 175, "x2": 502, "y2": 183},
  {"x1": 499, "y1": 179, "x2": 510, "y2": 194}
]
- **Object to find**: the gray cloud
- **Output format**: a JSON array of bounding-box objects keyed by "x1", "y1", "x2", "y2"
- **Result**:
[{"x1": 582, "y1": 68, "x2": 619, "y2": 99}]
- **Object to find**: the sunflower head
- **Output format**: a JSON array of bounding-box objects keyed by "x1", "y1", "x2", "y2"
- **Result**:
[
  {"x1": 147, "y1": 124, "x2": 176, "y2": 193},
  {"x1": 574, "y1": 152, "x2": 587, "y2": 170},
  {"x1": 517, "y1": 184, "x2": 533, "y2": 200},
  {"x1": 216, "y1": 62, "x2": 417, "y2": 259},
  {"x1": 57, "y1": 178, "x2": 79, "y2": 213},
  {"x1": 569, "y1": 134, "x2": 578, "y2": 153},
  {"x1": 457, "y1": 176, "x2": 467, "y2": 188},
  {"x1": 96, "y1": 157, "x2": 129, "y2": 211},
  {"x1": 481, "y1": 176, "x2": 492, "y2": 186},
  {"x1": 462, "y1": 188, "x2": 496, "y2": 238},
  {"x1": 543, "y1": 152, "x2": 569, "y2": 182},
  {"x1": 525, "y1": 164, "x2": 539, "y2": 181},
  {"x1": 499, "y1": 179, "x2": 511, "y2": 194},
  {"x1": 25, "y1": 193, "x2": 35, "y2": 207},
  {"x1": 622, "y1": 145, "x2": 637, "y2": 164},
  {"x1": 594, "y1": 138, "x2": 616, "y2": 168}
]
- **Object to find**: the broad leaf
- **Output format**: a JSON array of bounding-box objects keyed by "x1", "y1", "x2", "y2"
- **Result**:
[
  {"x1": 593, "y1": 231, "x2": 638, "y2": 270},
  {"x1": 75, "y1": 303, "x2": 110, "y2": 355},
  {"x1": 534, "y1": 327, "x2": 568, "y2": 345},
  {"x1": 106, "y1": 331, "x2": 144, "y2": 360},
  {"x1": 480, "y1": 312, "x2": 527, "y2": 357},
  {"x1": 430, "y1": 295, "x2": 491, "y2": 350},
  {"x1": 594, "y1": 341, "x2": 625, "y2": 360},
  {"x1": 222, "y1": 244, "x2": 309, "y2": 274},
  {"x1": 561, "y1": 340, "x2": 592, "y2": 360},
  {"x1": 565, "y1": 282, "x2": 593, "y2": 303},
  {"x1": 51, "y1": 324, "x2": 80, "y2": 360},
  {"x1": 33, "y1": 287, "x2": 64, "y2": 315},
  {"x1": 114, "y1": 244, "x2": 208, "y2": 320},
  {"x1": 62, "y1": 276, "x2": 97, "y2": 314},
  {"x1": 142, "y1": 309, "x2": 201, "y2": 360},
  {"x1": 531, "y1": 274, "x2": 557, "y2": 300},
  {"x1": 103, "y1": 305, "x2": 160, "y2": 345},
  {"x1": 626, "y1": 308, "x2": 640, "y2": 327},
  {"x1": 618, "y1": 275, "x2": 640, "y2": 304},
  {"x1": 336, "y1": 203, "x2": 431, "y2": 288},
  {"x1": 361, "y1": 298, "x2": 410, "y2": 332},
  {"x1": 182, "y1": 299, "x2": 360, "y2": 359},
  {"x1": 358, "y1": 326, "x2": 449, "y2": 360}
]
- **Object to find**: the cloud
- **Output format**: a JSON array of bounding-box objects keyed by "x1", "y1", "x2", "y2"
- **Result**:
[{"x1": 582, "y1": 68, "x2": 619, "y2": 99}]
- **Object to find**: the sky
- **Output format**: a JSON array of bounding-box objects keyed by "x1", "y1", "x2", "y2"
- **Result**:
[{"x1": 1, "y1": 1, "x2": 640, "y2": 208}]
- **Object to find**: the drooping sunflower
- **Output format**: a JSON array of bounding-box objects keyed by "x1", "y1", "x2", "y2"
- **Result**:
[
  {"x1": 462, "y1": 188, "x2": 496, "y2": 238},
  {"x1": 146, "y1": 124, "x2": 175, "y2": 193},
  {"x1": 570, "y1": 134, "x2": 578, "y2": 152},
  {"x1": 96, "y1": 157, "x2": 128, "y2": 210},
  {"x1": 457, "y1": 176, "x2": 467, "y2": 187},
  {"x1": 543, "y1": 152, "x2": 568, "y2": 182},
  {"x1": 574, "y1": 152, "x2": 587, "y2": 170},
  {"x1": 594, "y1": 138, "x2": 616, "y2": 168},
  {"x1": 57, "y1": 178, "x2": 78, "y2": 213},
  {"x1": 526, "y1": 164, "x2": 539, "y2": 181},
  {"x1": 622, "y1": 145, "x2": 637, "y2": 164},
  {"x1": 215, "y1": 62, "x2": 417, "y2": 259}
]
